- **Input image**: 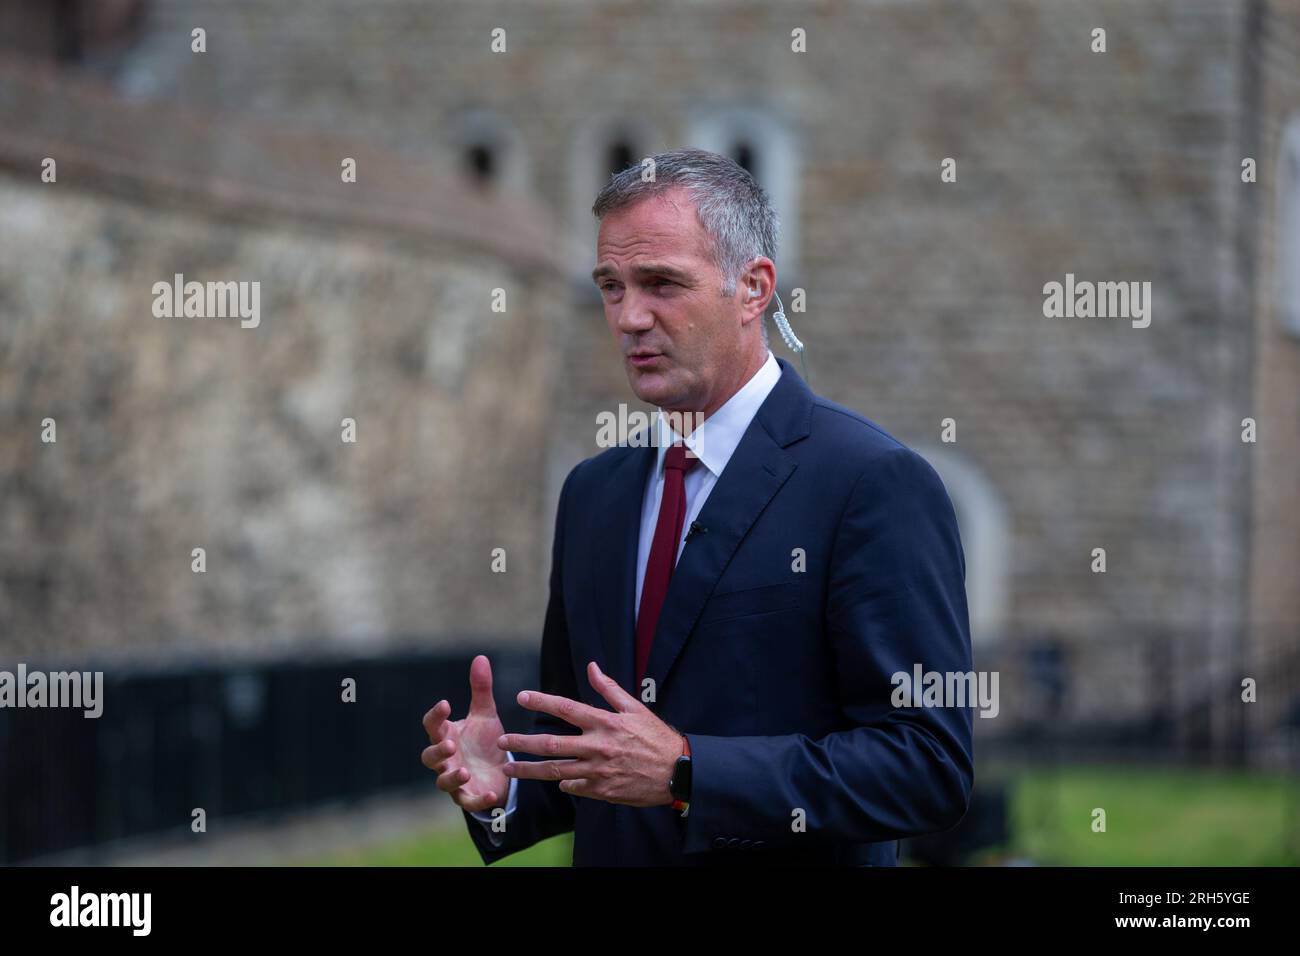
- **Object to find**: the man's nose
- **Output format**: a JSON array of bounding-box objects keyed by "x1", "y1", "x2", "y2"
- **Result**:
[{"x1": 615, "y1": 287, "x2": 656, "y2": 334}]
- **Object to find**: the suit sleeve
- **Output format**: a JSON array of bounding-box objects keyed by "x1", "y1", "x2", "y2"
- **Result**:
[
  {"x1": 681, "y1": 446, "x2": 975, "y2": 853},
  {"x1": 468, "y1": 754, "x2": 518, "y2": 846},
  {"x1": 463, "y1": 461, "x2": 585, "y2": 864}
]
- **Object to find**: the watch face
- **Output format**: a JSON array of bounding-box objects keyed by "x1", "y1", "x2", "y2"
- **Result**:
[{"x1": 671, "y1": 755, "x2": 692, "y2": 799}]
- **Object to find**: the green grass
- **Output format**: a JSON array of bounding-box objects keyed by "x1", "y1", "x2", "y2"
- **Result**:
[
  {"x1": 293, "y1": 826, "x2": 572, "y2": 867},
  {"x1": 297, "y1": 764, "x2": 1296, "y2": 866},
  {"x1": 992, "y1": 763, "x2": 1295, "y2": 866}
]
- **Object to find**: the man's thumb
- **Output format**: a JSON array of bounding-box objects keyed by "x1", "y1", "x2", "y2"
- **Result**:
[{"x1": 468, "y1": 654, "x2": 498, "y2": 717}]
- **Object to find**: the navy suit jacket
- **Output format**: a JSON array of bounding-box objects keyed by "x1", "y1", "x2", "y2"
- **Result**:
[{"x1": 464, "y1": 357, "x2": 974, "y2": 865}]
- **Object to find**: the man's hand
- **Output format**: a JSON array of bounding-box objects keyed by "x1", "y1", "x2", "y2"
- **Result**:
[
  {"x1": 421, "y1": 654, "x2": 510, "y2": 814},
  {"x1": 499, "y1": 661, "x2": 684, "y2": 808}
]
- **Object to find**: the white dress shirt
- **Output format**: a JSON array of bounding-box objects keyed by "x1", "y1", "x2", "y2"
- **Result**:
[{"x1": 471, "y1": 351, "x2": 782, "y2": 844}]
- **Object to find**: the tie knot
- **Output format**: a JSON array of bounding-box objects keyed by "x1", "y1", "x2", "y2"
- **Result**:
[{"x1": 664, "y1": 443, "x2": 699, "y2": 474}]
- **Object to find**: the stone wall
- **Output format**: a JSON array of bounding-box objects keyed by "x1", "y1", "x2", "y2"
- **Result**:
[
  {"x1": 0, "y1": 62, "x2": 570, "y2": 661},
  {"x1": 1, "y1": 1, "x2": 1294, "y2": 742}
]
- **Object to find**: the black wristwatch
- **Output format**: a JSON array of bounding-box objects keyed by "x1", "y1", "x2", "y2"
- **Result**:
[{"x1": 669, "y1": 735, "x2": 692, "y2": 815}]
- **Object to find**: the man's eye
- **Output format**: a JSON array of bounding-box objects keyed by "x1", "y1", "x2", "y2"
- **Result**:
[{"x1": 650, "y1": 278, "x2": 674, "y2": 287}]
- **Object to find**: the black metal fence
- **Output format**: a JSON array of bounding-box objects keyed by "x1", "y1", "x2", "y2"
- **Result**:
[
  {"x1": 3, "y1": 628, "x2": 1297, "y2": 864},
  {"x1": 973, "y1": 625, "x2": 1300, "y2": 765},
  {"x1": 0, "y1": 646, "x2": 538, "y2": 864}
]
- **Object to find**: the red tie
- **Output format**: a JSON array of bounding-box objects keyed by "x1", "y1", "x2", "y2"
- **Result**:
[{"x1": 635, "y1": 443, "x2": 700, "y2": 687}]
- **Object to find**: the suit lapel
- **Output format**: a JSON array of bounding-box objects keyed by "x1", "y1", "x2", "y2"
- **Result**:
[
  {"x1": 642, "y1": 430, "x2": 796, "y2": 692},
  {"x1": 591, "y1": 444, "x2": 655, "y2": 694},
  {"x1": 643, "y1": 358, "x2": 813, "y2": 693}
]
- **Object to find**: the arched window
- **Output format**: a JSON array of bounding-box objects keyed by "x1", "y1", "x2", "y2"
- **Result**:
[
  {"x1": 914, "y1": 447, "x2": 1011, "y2": 646},
  {"x1": 464, "y1": 142, "x2": 496, "y2": 186},
  {"x1": 731, "y1": 139, "x2": 757, "y2": 176},
  {"x1": 684, "y1": 109, "x2": 800, "y2": 284},
  {"x1": 606, "y1": 140, "x2": 636, "y2": 179},
  {"x1": 445, "y1": 108, "x2": 529, "y2": 194},
  {"x1": 569, "y1": 116, "x2": 663, "y2": 293}
]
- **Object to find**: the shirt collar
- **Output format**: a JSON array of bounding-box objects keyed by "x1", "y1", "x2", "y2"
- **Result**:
[{"x1": 653, "y1": 350, "x2": 781, "y2": 480}]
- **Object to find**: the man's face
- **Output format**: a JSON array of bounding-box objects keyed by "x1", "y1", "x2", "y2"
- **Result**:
[{"x1": 592, "y1": 187, "x2": 749, "y2": 415}]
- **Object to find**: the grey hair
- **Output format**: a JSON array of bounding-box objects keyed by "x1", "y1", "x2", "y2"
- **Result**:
[{"x1": 591, "y1": 147, "x2": 780, "y2": 301}]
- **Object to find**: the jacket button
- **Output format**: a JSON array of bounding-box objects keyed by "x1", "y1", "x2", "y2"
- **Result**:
[
  {"x1": 726, "y1": 838, "x2": 741, "y2": 848},
  {"x1": 753, "y1": 840, "x2": 765, "y2": 849},
  {"x1": 739, "y1": 839, "x2": 752, "y2": 849},
  {"x1": 712, "y1": 837, "x2": 728, "y2": 849}
]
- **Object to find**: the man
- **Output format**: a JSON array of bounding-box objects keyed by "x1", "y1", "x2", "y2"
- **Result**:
[{"x1": 422, "y1": 147, "x2": 974, "y2": 865}]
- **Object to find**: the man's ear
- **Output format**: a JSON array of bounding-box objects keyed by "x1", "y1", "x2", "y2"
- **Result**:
[
  {"x1": 738, "y1": 258, "x2": 777, "y2": 315},
  {"x1": 738, "y1": 282, "x2": 764, "y2": 330}
]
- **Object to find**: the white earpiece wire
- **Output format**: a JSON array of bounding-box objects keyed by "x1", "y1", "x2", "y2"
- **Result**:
[{"x1": 761, "y1": 289, "x2": 809, "y2": 384}]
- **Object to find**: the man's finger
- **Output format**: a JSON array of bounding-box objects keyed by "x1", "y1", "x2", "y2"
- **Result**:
[
  {"x1": 587, "y1": 660, "x2": 642, "y2": 714},
  {"x1": 504, "y1": 758, "x2": 593, "y2": 782},
  {"x1": 435, "y1": 766, "x2": 471, "y2": 793},
  {"x1": 468, "y1": 655, "x2": 498, "y2": 719},
  {"x1": 516, "y1": 690, "x2": 605, "y2": 730},
  {"x1": 500, "y1": 732, "x2": 597, "y2": 760},
  {"x1": 422, "y1": 700, "x2": 451, "y2": 741},
  {"x1": 421, "y1": 740, "x2": 456, "y2": 772},
  {"x1": 558, "y1": 778, "x2": 597, "y2": 800},
  {"x1": 453, "y1": 789, "x2": 502, "y2": 814}
]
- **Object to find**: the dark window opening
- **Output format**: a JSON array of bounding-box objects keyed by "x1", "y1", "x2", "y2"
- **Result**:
[
  {"x1": 464, "y1": 143, "x2": 496, "y2": 186},
  {"x1": 731, "y1": 140, "x2": 757, "y2": 177},
  {"x1": 607, "y1": 141, "x2": 636, "y2": 178}
]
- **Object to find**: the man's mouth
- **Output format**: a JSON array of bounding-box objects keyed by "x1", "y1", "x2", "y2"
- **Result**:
[{"x1": 627, "y1": 350, "x2": 663, "y2": 368}]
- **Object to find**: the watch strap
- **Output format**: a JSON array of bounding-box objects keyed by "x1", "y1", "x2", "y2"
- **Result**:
[{"x1": 670, "y1": 734, "x2": 691, "y2": 815}]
